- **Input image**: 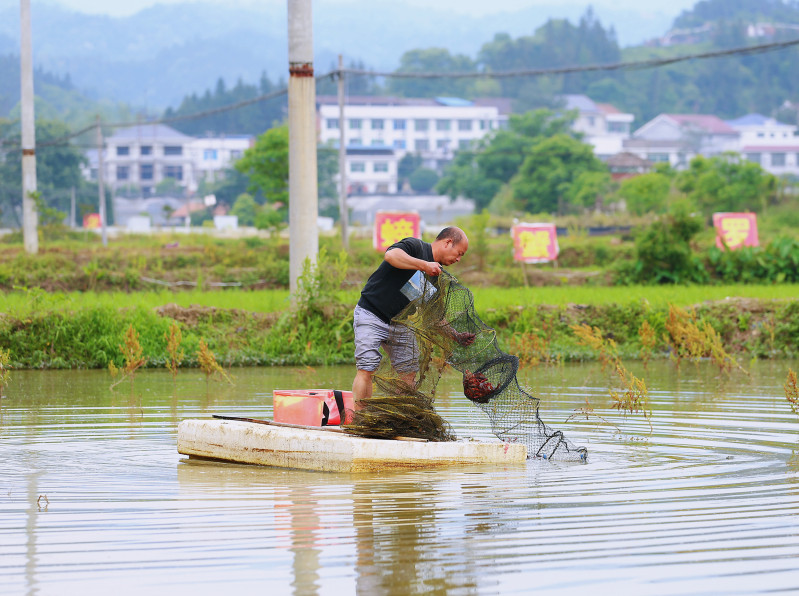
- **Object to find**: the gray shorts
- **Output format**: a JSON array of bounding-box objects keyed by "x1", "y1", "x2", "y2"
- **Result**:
[{"x1": 353, "y1": 305, "x2": 418, "y2": 373}]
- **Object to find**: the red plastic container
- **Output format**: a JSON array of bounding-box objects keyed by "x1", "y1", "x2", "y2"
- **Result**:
[{"x1": 272, "y1": 389, "x2": 353, "y2": 426}]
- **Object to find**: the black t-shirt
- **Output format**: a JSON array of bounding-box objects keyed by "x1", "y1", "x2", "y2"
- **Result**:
[{"x1": 357, "y1": 237, "x2": 434, "y2": 323}]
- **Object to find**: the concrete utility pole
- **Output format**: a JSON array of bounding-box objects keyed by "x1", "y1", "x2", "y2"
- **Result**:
[
  {"x1": 337, "y1": 54, "x2": 349, "y2": 249},
  {"x1": 95, "y1": 117, "x2": 108, "y2": 246},
  {"x1": 287, "y1": 0, "x2": 319, "y2": 297},
  {"x1": 19, "y1": 0, "x2": 38, "y2": 254}
]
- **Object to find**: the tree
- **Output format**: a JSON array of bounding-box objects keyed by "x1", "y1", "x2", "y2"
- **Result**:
[
  {"x1": 230, "y1": 193, "x2": 257, "y2": 226},
  {"x1": 617, "y1": 171, "x2": 673, "y2": 216},
  {"x1": 675, "y1": 154, "x2": 777, "y2": 217},
  {"x1": 510, "y1": 134, "x2": 607, "y2": 214},
  {"x1": 236, "y1": 125, "x2": 290, "y2": 205},
  {"x1": 409, "y1": 168, "x2": 439, "y2": 192},
  {"x1": 388, "y1": 48, "x2": 477, "y2": 98}
]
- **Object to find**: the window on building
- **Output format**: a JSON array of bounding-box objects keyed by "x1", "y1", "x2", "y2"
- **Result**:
[
  {"x1": 374, "y1": 162, "x2": 389, "y2": 173},
  {"x1": 414, "y1": 119, "x2": 429, "y2": 132},
  {"x1": 647, "y1": 153, "x2": 669, "y2": 163},
  {"x1": 116, "y1": 165, "x2": 129, "y2": 180},
  {"x1": 757, "y1": 132, "x2": 765, "y2": 138},
  {"x1": 116, "y1": 146, "x2": 130, "y2": 156},
  {"x1": 393, "y1": 119, "x2": 406, "y2": 130},
  {"x1": 203, "y1": 149, "x2": 218, "y2": 160},
  {"x1": 587, "y1": 116, "x2": 596, "y2": 127},
  {"x1": 393, "y1": 139, "x2": 406, "y2": 149},
  {"x1": 479, "y1": 120, "x2": 487, "y2": 130},
  {"x1": 772, "y1": 152, "x2": 786, "y2": 166},
  {"x1": 230, "y1": 150, "x2": 242, "y2": 159},
  {"x1": 371, "y1": 119, "x2": 384, "y2": 130},
  {"x1": 164, "y1": 165, "x2": 183, "y2": 180},
  {"x1": 608, "y1": 122, "x2": 628, "y2": 134},
  {"x1": 327, "y1": 118, "x2": 339, "y2": 129},
  {"x1": 164, "y1": 145, "x2": 183, "y2": 156},
  {"x1": 746, "y1": 153, "x2": 762, "y2": 164},
  {"x1": 349, "y1": 118, "x2": 362, "y2": 130},
  {"x1": 458, "y1": 139, "x2": 472, "y2": 150},
  {"x1": 140, "y1": 164, "x2": 154, "y2": 180},
  {"x1": 415, "y1": 139, "x2": 429, "y2": 151},
  {"x1": 437, "y1": 139, "x2": 450, "y2": 150},
  {"x1": 350, "y1": 161, "x2": 365, "y2": 173},
  {"x1": 436, "y1": 119, "x2": 451, "y2": 131},
  {"x1": 371, "y1": 139, "x2": 385, "y2": 146},
  {"x1": 348, "y1": 138, "x2": 362, "y2": 146},
  {"x1": 458, "y1": 119, "x2": 472, "y2": 132},
  {"x1": 140, "y1": 145, "x2": 152, "y2": 156}
]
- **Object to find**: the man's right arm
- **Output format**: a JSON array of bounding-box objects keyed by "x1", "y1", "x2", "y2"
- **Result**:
[{"x1": 385, "y1": 248, "x2": 442, "y2": 276}]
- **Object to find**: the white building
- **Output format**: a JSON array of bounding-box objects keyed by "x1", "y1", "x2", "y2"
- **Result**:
[
  {"x1": 623, "y1": 114, "x2": 740, "y2": 168},
  {"x1": 317, "y1": 95, "x2": 511, "y2": 193},
  {"x1": 726, "y1": 113, "x2": 799, "y2": 177},
  {"x1": 560, "y1": 94, "x2": 635, "y2": 159},
  {"x1": 84, "y1": 124, "x2": 253, "y2": 196}
]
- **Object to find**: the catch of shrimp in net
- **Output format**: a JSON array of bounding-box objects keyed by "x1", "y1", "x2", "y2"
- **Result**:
[{"x1": 344, "y1": 270, "x2": 587, "y2": 461}]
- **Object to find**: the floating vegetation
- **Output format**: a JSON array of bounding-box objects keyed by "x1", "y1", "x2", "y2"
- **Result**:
[
  {"x1": 197, "y1": 338, "x2": 233, "y2": 385},
  {"x1": 164, "y1": 321, "x2": 184, "y2": 379},
  {"x1": 785, "y1": 369, "x2": 799, "y2": 417},
  {"x1": 0, "y1": 347, "x2": 11, "y2": 397}
]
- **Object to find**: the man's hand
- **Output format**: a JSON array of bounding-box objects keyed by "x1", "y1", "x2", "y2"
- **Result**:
[{"x1": 423, "y1": 261, "x2": 443, "y2": 276}]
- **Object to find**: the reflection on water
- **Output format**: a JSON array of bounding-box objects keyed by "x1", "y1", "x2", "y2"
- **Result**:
[{"x1": 2, "y1": 362, "x2": 799, "y2": 595}]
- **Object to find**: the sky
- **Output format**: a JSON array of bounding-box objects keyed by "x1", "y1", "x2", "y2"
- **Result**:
[{"x1": 47, "y1": 0, "x2": 699, "y2": 19}]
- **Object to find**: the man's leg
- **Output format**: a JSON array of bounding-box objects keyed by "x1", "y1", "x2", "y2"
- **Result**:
[
  {"x1": 352, "y1": 305, "x2": 387, "y2": 412},
  {"x1": 352, "y1": 368, "x2": 374, "y2": 410}
]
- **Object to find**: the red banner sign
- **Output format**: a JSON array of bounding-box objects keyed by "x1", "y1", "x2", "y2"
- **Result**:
[
  {"x1": 373, "y1": 211, "x2": 420, "y2": 251},
  {"x1": 83, "y1": 213, "x2": 101, "y2": 229},
  {"x1": 512, "y1": 223, "x2": 559, "y2": 263},
  {"x1": 712, "y1": 212, "x2": 759, "y2": 250}
]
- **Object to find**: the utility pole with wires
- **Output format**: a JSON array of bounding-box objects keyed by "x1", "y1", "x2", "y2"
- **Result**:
[
  {"x1": 287, "y1": 0, "x2": 319, "y2": 297},
  {"x1": 337, "y1": 54, "x2": 349, "y2": 249},
  {"x1": 95, "y1": 116, "x2": 108, "y2": 246},
  {"x1": 19, "y1": 0, "x2": 38, "y2": 255}
]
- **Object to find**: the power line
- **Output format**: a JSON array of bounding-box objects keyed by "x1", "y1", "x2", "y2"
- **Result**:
[{"x1": 342, "y1": 37, "x2": 799, "y2": 79}]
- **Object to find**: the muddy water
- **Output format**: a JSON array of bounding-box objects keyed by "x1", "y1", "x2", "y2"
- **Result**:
[{"x1": 2, "y1": 362, "x2": 799, "y2": 595}]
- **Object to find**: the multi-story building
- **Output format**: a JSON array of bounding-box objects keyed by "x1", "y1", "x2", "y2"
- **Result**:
[
  {"x1": 560, "y1": 94, "x2": 635, "y2": 159},
  {"x1": 84, "y1": 124, "x2": 252, "y2": 196},
  {"x1": 726, "y1": 113, "x2": 799, "y2": 177},
  {"x1": 316, "y1": 95, "x2": 511, "y2": 194},
  {"x1": 623, "y1": 114, "x2": 740, "y2": 168}
]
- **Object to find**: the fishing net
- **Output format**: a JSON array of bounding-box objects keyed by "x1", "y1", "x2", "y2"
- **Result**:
[{"x1": 345, "y1": 271, "x2": 587, "y2": 461}]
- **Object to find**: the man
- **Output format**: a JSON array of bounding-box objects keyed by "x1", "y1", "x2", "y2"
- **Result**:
[{"x1": 352, "y1": 226, "x2": 472, "y2": 407}]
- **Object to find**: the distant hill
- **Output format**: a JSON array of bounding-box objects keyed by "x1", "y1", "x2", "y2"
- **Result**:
[{"x1": 0, "y1": 0, "x2": 677, "y2": 109}]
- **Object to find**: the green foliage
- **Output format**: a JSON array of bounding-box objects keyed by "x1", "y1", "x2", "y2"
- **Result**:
[
  {"x1": 230, "y1": 193, "x2": 257, "y2": 226},
  {"x1": 236, "y1": 125, "x2": 290, "y2": 205},
  {"x1": 388, "y1": 48, "x2": 478, "y2": 98},
  {"x1": 409, "y1": 168, "x2": 439, "y2": 192},
  {"x1": 510, "y1": 134, "x2": 607, "y2": 214},
  {"x1": 706, "y1": 236, "x2": 799, "y2": 283},
  {"x1": 617, "y1": 171, "x2": 673, "y2": 216},
  {"x1": 164, "y1": 73, "x2": 286, "y2": 136},
  {"x1": 675, "y1": 154, "x2": 777, "y2": 217},
  {"x1": 616, "y1": 202, "x2": 708, "y2": 284}
]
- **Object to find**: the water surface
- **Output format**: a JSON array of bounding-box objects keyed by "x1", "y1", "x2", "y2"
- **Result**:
[{"x1": 2, "y1": 362, "x2": 799, "y2": 595}]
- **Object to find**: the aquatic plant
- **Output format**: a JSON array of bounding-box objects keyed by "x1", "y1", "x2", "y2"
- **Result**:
[
  {"x1": 0, "y1": 347, "x2": 11, "y2": 397},
  {"x1": 785, "y1": 369, "x2": 799, "y2": 417},
  {"x1": 609, "y1": 362, "x2": 652, "y2": 433},
  {"x1": 663, "y1": 304, "x2": 744, "y2": 373},
  {"x1": 164, "y1": 321, "x2": 184, "y2": 379},
  {"x1": 197, "y1": 338, "x2": 233, "y2": 385},
  {"x1": 570, "y1": 323, "x2": 619, "y2": 371},
  {"x1": 638, "y1": 320, "x2": 657, "y2": 367},
  {"x1": 110, "y1": 324, "x2": 147, "y2": 391},
  {"x1": 566, "y1": 396, "x2": 620, "y2": 433}
]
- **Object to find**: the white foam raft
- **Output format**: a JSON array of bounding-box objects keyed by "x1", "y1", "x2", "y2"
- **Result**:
[{"x1": 177, "y1": 418, "x2": 528, "y2": 473}]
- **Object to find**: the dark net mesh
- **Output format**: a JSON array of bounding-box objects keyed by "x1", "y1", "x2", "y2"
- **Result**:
[{"x1": 345, "y1": 271, "x2": 587, "y2": 461}]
